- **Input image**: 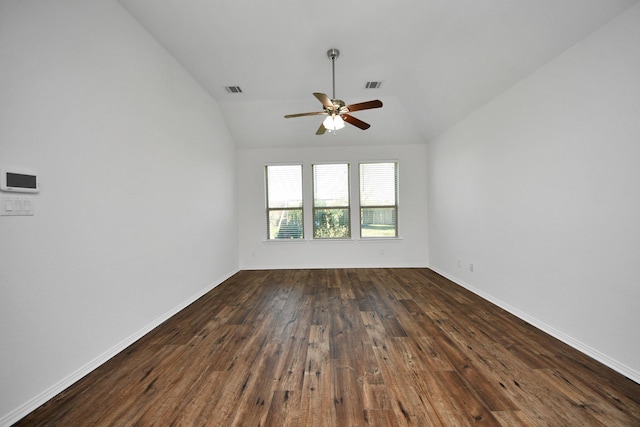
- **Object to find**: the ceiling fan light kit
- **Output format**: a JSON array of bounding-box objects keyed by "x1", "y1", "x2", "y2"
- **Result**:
[
  {"x1": 323, "y1": 114, "x2": 345, "y2": 131},
  {"x1": 284, "y1": 48, "x2": 383, "y2": 135}
]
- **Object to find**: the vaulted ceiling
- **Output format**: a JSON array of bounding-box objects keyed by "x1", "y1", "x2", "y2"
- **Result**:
[{"x1": 118, "y1": 0, "x2": 638, "y2": 149}]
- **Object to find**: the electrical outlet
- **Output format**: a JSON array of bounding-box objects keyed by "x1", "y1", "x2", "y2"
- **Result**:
[
  {"x1": 457, "y1": 259, "x2": 462, "y2": 268},
  {"x1": 469, "y1": 263, "x2": 474, "y2": 272}
]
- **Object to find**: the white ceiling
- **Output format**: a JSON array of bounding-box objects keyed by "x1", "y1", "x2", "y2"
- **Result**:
[{"x1": 118, "y1": 0, "x2": 638, "y2": 149}]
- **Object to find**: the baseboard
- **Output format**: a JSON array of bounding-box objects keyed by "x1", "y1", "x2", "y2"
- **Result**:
[
  {"x1": 240, "y1": 263, "x2": 429, "y2": 270},
  {"x1": 429, "y1": 266, "x2": 640, "y2": 385},
  {"x1": 0, "y1": 268, "x2": 239, "y2": 427}
]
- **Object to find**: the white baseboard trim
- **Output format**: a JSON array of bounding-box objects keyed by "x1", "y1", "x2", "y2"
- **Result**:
[
  {"x1": 429, "y1": 266, "x2": 640, "y2": 385},
  {"x1": 239, "y1": 263, "x2": 429, "y2": 270},
  {"x1": 0, "y1": 268, "x2": 239, "y2": 427}
]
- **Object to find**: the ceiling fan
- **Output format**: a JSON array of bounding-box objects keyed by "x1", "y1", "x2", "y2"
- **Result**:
[{"x1": 284, "y1": 49, "x2": 383, "y2": 135}]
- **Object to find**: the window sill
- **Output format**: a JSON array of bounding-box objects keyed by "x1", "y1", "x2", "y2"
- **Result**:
[
  {"x1": 263, "y1": 238, "x2": 309, "y2": 243},
  {"x1": 263, "y1": 237, "x2": 403, "y2": 243},
  {"x1": 357, "y1": 236, "x2": 403, "y2": 241}
]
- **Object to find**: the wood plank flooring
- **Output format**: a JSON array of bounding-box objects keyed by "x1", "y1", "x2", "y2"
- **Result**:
[{"x1": 15, "y1": 268, "x2": 640, "y2": 426}]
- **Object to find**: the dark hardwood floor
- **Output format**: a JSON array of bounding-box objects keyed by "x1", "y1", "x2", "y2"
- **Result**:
[{"x1": 15, "y1": 268, "x2": 640, "y2": 426}]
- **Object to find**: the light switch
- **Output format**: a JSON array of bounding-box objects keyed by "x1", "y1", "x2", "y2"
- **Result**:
[
  {"x1": 1, "y1": 196, "x2": 14, "y2": 215},
  {"x1": 22, "y1": 199, "x2": 33, "y2": 215}
]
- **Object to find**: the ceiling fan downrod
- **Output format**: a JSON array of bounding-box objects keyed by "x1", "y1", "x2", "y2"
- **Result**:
[{"x1": 327, "y1": 48, "x2": 339, "y2": 100}]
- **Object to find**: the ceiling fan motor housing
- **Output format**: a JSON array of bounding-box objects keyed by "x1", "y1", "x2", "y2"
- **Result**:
[{"x1": 330, "y1": 99, "x2": 346, "y2": 112}]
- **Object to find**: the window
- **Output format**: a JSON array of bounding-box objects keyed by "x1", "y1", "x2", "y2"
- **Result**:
[
  {"x1": 265, "y1": 165, "x2": 303, "y2": 239},
  {"x1": 359, "y1": 162, "x2": 398, "y2": 237},
  {"x1": 313, "y1": 163, "x2": 350, "y2": 239}
]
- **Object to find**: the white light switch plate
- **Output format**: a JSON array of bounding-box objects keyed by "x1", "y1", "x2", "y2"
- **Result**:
[{"x1": 1, "y1": 195, "x2": 34, "y2": 216}]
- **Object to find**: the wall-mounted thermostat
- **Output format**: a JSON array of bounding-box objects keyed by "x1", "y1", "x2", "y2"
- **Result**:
[{"x1": 0, "y1": 169, "x2": 39, "y2": 193}]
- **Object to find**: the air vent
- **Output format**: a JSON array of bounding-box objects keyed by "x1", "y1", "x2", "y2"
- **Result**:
[
  {"x1": 224, "y1": 86, "x2": 243, "y2": 94},
  {"x1": 365, "y1": 81, "x2": 382, "y2": 89}
]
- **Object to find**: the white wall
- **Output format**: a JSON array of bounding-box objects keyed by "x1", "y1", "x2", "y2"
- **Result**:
[
  {"x1": 0, "y1": 1, "x2": 238, "y2": 424},
  {"x1": 427, "y1": 4, "x2": 640, "y2": 381},
  {"x1": 237, "y1": 144, "x2": 428, "y2": 269}
]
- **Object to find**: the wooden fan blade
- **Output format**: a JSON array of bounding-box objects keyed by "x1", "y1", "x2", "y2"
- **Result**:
[
  {"x1": 284, "y1": 111, "x2": 326, "y2": 118},
  {"x1": 342, "y1": 114, "x2": 371, "y2": 130},
  {"x1": 316, "y1": 123, "x2": 327, "y2": 135},
  {"x1": 345, "y1": 99, "x2": 383, "y2": 113},
  {"x1": 313, "y1": 92, "x2": 334, "y2": 109}
]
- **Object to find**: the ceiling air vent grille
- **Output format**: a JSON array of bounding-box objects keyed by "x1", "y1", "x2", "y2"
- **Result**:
[
  {"x1": 365, "y1": 81, "x2": 382, "y2": 89},
  {"x1": 224, "y1": 86, "x2": 243, "y2": 94}
]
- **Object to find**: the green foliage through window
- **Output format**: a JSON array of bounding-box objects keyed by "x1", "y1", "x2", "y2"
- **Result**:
[{"x1": 314, "y1": 208, "x2": 350, "y2": 238}]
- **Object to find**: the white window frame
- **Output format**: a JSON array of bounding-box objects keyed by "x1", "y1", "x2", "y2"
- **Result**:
[
  {"x1": 358, "y1": 161, "x2": 399, "y2": 238},
  {"x1": 265, "y1": 164, "x2": 304, "y2": 240}
]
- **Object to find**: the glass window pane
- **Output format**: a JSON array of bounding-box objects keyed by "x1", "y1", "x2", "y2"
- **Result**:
[
  {"x1": 267, "y1": 165, "x2": 303, "y2": 208},
  {"x1": 360, "y1": 207, "x2": 397, "y2": 237},
  {"x1": 269, "y1": 209, "x2": 304, "y2": 239},
  {"x1": 314, "y1": 208, "x2": 350, "y2": 239},
  {"x1": 360, "y1": 162, "x2": 396, "y2": 206},
  {"x1": 313, "y1": 164, "x2": 349, "y2": 207}
]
